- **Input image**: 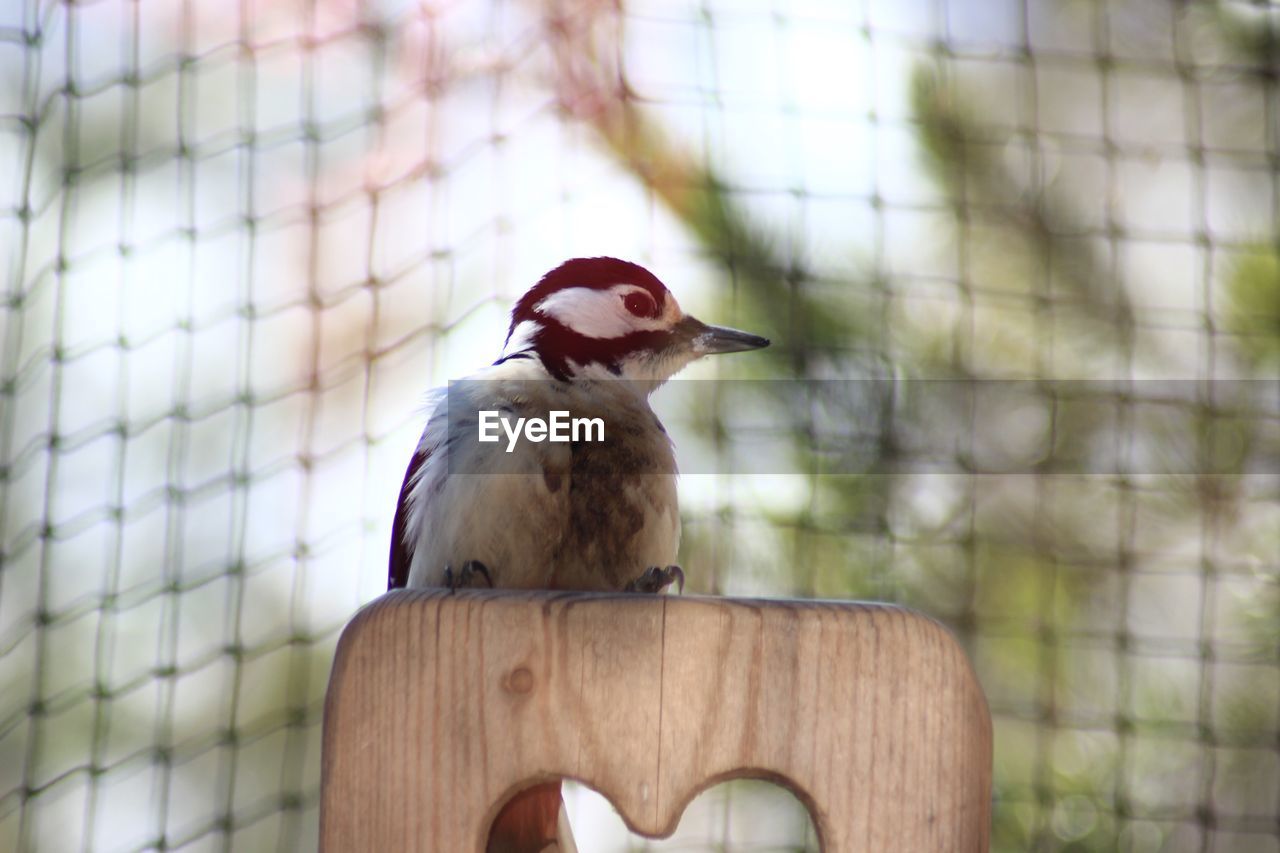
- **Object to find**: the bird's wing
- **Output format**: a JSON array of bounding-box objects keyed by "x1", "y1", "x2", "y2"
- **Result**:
[
  {"x1": 390, "y1": 364, "x2": 576, "y2": 590},
  {"x1": 387, "y1": 442, "x2": 428, "y2": 591},
  {"x1": 388, "y1": 387, "x2": 449, "y2": 591}
]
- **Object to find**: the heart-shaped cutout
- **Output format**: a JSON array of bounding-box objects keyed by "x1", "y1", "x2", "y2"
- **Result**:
[
  {"x1": 486, "y1": 776, "x2": 819, "y2": 851},
  {"x1": 562, "y1": 777, "x2": 819, "y2": 850}
]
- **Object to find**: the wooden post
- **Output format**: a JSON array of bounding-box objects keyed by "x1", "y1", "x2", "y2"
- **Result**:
[{"x1": 320, "y1": 590, "x2": 991, "y2": 851}]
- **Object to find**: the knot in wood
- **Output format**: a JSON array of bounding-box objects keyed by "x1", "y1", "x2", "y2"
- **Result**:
[{"x1": 503, "y1": 666, "x2": 535, "y2": 695}]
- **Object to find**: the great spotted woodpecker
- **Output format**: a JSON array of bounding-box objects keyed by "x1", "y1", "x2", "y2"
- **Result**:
[{"x1": 387, "y1": 257, "x2": 768, "y2": 851}]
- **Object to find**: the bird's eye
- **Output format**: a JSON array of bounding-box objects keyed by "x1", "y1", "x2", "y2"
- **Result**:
[{"x1": 623, "y1": 291, "x2": 658, "y2": 319}]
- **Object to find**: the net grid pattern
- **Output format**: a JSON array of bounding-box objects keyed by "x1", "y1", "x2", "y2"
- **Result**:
[{"x1": 0, "y1": 0, "x2": 1277, "y2": 851}]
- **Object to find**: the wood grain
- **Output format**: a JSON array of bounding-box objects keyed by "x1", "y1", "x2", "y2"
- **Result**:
[{"x1": 320, "y1": 590, "x2": 992, "y2": 851}]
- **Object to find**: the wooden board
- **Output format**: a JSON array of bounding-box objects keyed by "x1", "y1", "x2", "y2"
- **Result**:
[{"x1": 320, "y1": 590, "x2": 991, "y2": 851}]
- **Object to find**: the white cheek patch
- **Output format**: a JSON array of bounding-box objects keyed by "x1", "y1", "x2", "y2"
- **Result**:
[
  {"x1": 535, "y1": 285, "x2": 668, "y2": 339},
  {"x1": 504, "y1": 319, "x2": 541, "y2": 353}
]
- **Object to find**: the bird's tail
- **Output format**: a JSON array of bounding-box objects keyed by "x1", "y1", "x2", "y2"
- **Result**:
[{"x1": 486, "y1": 780, "x2": 577, "y2": 853}]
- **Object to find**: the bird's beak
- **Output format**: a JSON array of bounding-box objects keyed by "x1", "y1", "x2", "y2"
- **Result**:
[{"x1": 682, "y1": 316, "x2": 771, "y2": 355}]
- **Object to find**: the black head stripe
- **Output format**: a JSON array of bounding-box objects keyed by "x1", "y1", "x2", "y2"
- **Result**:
[{"x1": 532, "y1": 319, "x2": 675, "y2": 381}]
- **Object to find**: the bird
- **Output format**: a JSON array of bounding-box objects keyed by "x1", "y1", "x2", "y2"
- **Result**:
[{"x1": 387, "y1": 256, "x2": 769, "y2": 851}]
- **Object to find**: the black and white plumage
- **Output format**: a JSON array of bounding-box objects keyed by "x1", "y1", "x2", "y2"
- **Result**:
[
  {"x1": 386, "y1": 258, "x2": 767, "y2": 851},
  {"x1": 388, "y1": 257, "x2": 769, "y2": 593}
]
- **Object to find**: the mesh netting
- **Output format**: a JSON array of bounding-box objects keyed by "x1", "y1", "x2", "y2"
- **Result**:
[{"x1": 1, "y1": 0, "x2": 1277, "y2": 851}]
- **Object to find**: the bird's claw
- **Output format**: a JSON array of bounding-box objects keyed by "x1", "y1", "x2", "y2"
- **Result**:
[
  {"x1": 444, "y1": 560, "x2": 493, "y2": 592},
  {"x1": 625, "y1": 565, "x2": 685, "y2": 595}
]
